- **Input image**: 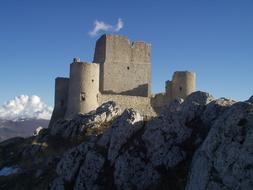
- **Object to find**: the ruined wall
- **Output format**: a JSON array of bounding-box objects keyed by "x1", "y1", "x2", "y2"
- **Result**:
[
  {"x1": 65, "y1": 61, "x2": 100, "y2": 119},
  {"x1": 50, "y1": 34, "x2": 198, "y2": 123},
  {"x1": 49, "y1": 77, "x2": 69, "y2": 127},
  {"x1": 93, "y1": 35, "x2": 151, "y2": 97},
  {"x1": 98, "y1": 94, "x2": 156, "y2": 117},
  {"x1": 168, "y1": 71, "x2": 196, "y2": 100},
  {"x1": 150, "y1": 93, "x2": 169, "y2": 114},
  {"x1": 151, "y1": 71, "x2": 196, "y2": 114}
]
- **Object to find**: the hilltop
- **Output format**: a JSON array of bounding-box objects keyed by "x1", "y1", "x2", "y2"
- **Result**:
[{"x1": 0, "y1": 91, "x2": 253, "y2": 190}]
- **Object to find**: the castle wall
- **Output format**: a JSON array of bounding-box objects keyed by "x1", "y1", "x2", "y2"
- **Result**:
[
  {"x1": 65, "y1": 61, "x2": 100, "y2": 119},
  {"x1": 169, "y1": 71, "x2": 196, "y2": 100},
  {"x1": 49, "y1": 77, "x2": 69, "y2": 127},
  {"x1": 93, "y1": 35, "x2": 151, "y2": 97},
  {"x1": 50, "y1": 35, "x2": 198, "y2": 123},
  {"x1": 98, "y1": 94, "x2": 156, "y2": 117},
  {"x1": 131, "y1": 42, "x2": 151, "y2": 64},
  {"x1": 150, "y1": 93, "x2": 169, "y2": 114}
]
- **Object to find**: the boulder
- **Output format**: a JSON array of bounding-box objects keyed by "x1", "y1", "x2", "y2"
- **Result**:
[
  {"x1": 33, "y1": 126, "x2": 44, "y2": 136},
  {"x1": 201, "y1": 98, "x2": 235, "y2": 128},
  {"x1": 180, "y1": 91, "x2": 214, "y2": 123}
]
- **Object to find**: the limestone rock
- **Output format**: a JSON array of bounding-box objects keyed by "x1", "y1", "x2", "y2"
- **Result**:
[
  {"x1": 114, "y1": 150, "x2": 160, "y2": 190},
  {"x1": 33, "y1": 126, "x2": 44, "y2": 136},
  {"x1": 180, "y1": 91, "x2": 214, "y2": 123},
  {"x1": 106, "y1": 108, "x2": 143, "y2": 163},
  {"x1": 184, "y1": 91, "x2": 214, "y2": 106},
  {"x1": 55, "y1": 142, "x2": 94, "y2": 182},
  {"x1": 201, "y1": 98, "x2": 235, "y2": 128},
  {"x1": 186, "y1": 102, "x2": 253, "y2": 190},
  {"x1": 89, "y1": 101, "x2": 121, "y2": 123},
  {"x1": 74, "y1": 151, "x2": 105, "y2": 190},
  {"x1": 50, "y1": 101, "x2": 121, "y2": 139},
  {"x1": 143, "y1": 113, "x2": 192, "y2": 168},
  {"x1": 4, "y1": 90, "x2": 253, "y2": 190}
]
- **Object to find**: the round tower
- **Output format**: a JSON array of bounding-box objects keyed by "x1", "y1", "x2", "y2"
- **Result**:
[
  {"x1": 65, "y1": 59, "x2": 100, "y2": 119},
  {"x1": 171, "y1": 71, "x2": 196, "y2": 100},
  {"x1": 49, "y1": 77, "x2": 69, "y2": 127}
]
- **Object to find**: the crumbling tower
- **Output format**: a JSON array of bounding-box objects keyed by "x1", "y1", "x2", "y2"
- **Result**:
[
  {"x1": 93, "y1": 35, "x2": 151, "y2": 97},
  {"x1": 166, "y1": 71, "x2": 196, "y2": 100}
]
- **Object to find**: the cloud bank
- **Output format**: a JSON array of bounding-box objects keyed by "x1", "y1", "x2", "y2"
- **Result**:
[
  {"x1": 89, "y1": 18, "x2": 124, "y2": 37},
  {"x1": 0, "y1": 95, "x2": 53, "y2": 121}
]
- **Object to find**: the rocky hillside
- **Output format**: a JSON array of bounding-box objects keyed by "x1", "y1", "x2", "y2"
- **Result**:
[{"x1": 0, "y1": 91, "x2": 252, "y2": 190}]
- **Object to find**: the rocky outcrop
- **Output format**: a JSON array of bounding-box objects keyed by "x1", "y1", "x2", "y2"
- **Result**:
[
  {"x1": 49, "y1": 91, "x2": 217, "y2": 189},
  {"x1": 50, "y1": 101, "x2": 121, "y2": 139},
  {"x1": 201, "y1": 98, "x2": 235, "y2": 128},
  {"x1": 143, "y1": 113, "x2": 192, "y2": 168},
  {"x1": 186, "y1": 102, "x2": 253, "y2": 190},
  {"x1": 101, "y1": 108, "x2": 143, "y2": 163},
  {"x1": 1, "y1": 92, "x2": 253, "y2": 190},
  {"x1": 179, "y1": 91, "x2": 214, "y2": 123},
  {"x1": 50, "y1": 108, "x2": 147, "y2": 190},
  {"x1": 56, "y1": 142, "x2": 95, "y2": 182},
  {"x1": 114, "y1": 150, "x2": 160, "y2": 190}
]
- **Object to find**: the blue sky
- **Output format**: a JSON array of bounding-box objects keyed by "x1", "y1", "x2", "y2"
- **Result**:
[{"x1": 0, "y1": 0, "x2": 252, "y2": 106}]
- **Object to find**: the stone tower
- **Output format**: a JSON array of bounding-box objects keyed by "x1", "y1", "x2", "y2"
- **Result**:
[
  {"x1": 93, "y1": 35, "x2": 151, "y2": 97},
  {"x1": 166, "y1": 71, "x2": 196, "y2": 100},
  {"x1": 48, "y1": 77, "x2": 69, "y2": 127},
  {"x1": 49, "y1": 34, "x2": 197, "y2": 124},
  {"x1": 64, "y1": 59, "x2": 100, "y2": 119}
]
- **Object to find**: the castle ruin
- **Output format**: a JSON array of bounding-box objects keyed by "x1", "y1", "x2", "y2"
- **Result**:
[{"x1": 50, "y1": 34, "x2": 196, "y2": 124}]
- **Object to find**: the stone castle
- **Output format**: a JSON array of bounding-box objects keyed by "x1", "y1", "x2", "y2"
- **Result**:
[{"x1": 50, "y1": 34, "x2": 196, "y2": 124}]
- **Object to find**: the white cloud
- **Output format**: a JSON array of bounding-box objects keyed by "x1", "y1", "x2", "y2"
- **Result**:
[
  {"x1": 115, "y1": 18, "x2": 123, "y2": 32},
  {"x1": 89, "y1": 18, "x2": 124, "y2": 37},
  {"x1": 0, "y1": 95, "x2": 53, "y2": 121}
]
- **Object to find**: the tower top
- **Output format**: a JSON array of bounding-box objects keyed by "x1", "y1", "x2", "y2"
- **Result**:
[{"x1": 93, "y1": 34, "x2": 151, "y2": 64}]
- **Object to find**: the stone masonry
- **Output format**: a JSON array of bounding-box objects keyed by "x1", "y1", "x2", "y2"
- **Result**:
[{"x1": 50, "y1": 34, "x2": 196, "y2": 124}]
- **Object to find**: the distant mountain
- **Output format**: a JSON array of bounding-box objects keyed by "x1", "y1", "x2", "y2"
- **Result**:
[
  {"x1": 0, "y1": 119, "x2": 49, "y2": 142},
  {"x1": 0, "y1": 95, "x2": 52, "y2": 141}
]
